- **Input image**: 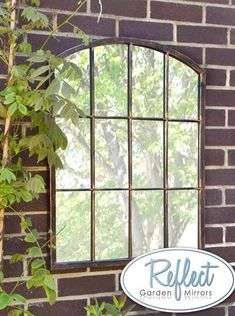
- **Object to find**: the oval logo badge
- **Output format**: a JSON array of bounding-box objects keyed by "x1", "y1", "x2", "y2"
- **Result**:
[{"x1": 121, "y1": 248, "x2": 235, "y2": 313}]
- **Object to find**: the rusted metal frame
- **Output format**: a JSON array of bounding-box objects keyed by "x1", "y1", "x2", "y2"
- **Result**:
[
  {"x1": 50, "y1": 38, "x2": 205, "y2": 272},
  {"x1": 127, "y1": 44, "x2": 133, "y2": 259},
  {"x1": 163, "y1": 53, "x2": 169, "y2": 248},
  {"x1": 90, "y1": 47, "x2": 96, "y2": 261}
]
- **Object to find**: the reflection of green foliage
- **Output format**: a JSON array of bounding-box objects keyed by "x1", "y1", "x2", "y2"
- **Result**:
[
  {"x1": 169, "y1": 190, "x2": 198, "y2": 247},
  {"x1": 95, "y1": 45, "x2": 128, "y2": 116},
  {"x1": 95, "y1": 191, "x2": 128, "y2": 260},
  {"x1": 132, "y1": 46, "x2": 163, "y2": 117},
  {"x1": 169, "y1": 57, "x2": 198, "y2": 119},
  {"x1": 56, "y1": 45, "x2": 199, "y2": 263},
  {"x1": 56, "y1": 191, "x2": 91, "y2": 262}
]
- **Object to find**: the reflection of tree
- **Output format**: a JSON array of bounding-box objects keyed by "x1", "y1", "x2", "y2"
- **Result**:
[{"x1": 56, "y1": 45, "x2": 199, "y2": 262}]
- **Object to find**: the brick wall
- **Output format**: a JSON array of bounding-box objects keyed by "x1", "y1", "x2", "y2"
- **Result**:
[{"x1": 1, "y1": 0, "x2": 235, "y2": 315}]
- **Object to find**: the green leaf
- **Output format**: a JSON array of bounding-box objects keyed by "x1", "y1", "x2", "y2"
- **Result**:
[
  {"x1": 21, "y1": 217, "x2": 32, "y2": 230},
  {"x1": 29, "y1": 65, "x2": 50, "y2": 80},
  {"x1": 0, "y1": 169, "x2": 16, "y2": 183},
  {"x1": 17, "y1": 42, "x2": 32, "y2": 54},
  {"x1": 43, "y1": 286, "x2": 56, "y2": 305},
  {"x1": 34, "y1": 268, "x2": 47, "y2": 281},
  {"x1": 12, "y1": 65, "x2": 28, "y2": 79},
  {"x1": 0, "y1": 293, "x2": 13, "y2": 310},
  {"x1": 18, "y1": 104, "x2": 28, "y2": 115},
  {"x1": 7, "y1": 103, "x2": 17, "y2": 116},
  {"x1": 31, "y1": 0, "x2": 40, "y2": 6},
  {"x1": 20, "y1": 190, "x2": 33, "y2": 202},
  {"x1": 27, "y1": 246, "x2": 42, "y2": 257},
  {"x1": 112, "y1": 295, "x2": 119, "y2": 308},
  {"x1": 0, "y1": 272, "x2": 4, "y2": 283},
  {"x1": 12, "y1": 293, "x2": 26, "y2": 304},
  {"x1": 104, "y1": 303, "x2": 118, "y2": 316},
  {"x1": 25, "y1": 175, "x2": 45, "y2": 193},
  {"x1": 0, "y1": 7, "x2": 9, "y2": 17},
  {"x1": 10, "y1": 254, "x2": 24, "y2": 264},
  {"x1": 31, "y1": 259, "x2": 45, "y2": 270},
  {"x1": 44, "y1": 274, "x2": 56, "y2": 291},
  {"x1": 24, "y1": 229, "x2": 39, "y2": 243}
]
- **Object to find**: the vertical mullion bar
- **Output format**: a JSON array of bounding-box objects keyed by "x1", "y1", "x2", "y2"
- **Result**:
[
  {"x1": 198, "y1": 73, "x2": 205, "y2": 249},
  {"x1": 128, "y1": 44, "x2": 133, "y2": 258},
  {"x1": 163, "y1": 54, "x2": 169, "y2": 248},
  {"x1": 90, "y1": 47, "x2": 95, "y2": 261}
]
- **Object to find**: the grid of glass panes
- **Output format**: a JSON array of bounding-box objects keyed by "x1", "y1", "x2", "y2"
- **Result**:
[{"x1": 55, "y1": 44, "x2": 200, "y2": 263}]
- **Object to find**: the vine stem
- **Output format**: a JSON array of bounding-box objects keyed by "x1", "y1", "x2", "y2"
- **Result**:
[
  {"x1": 40, "y1": 0, "x2": 87, "y2": 51},
  {"x1": 0, "y1": 0, "x2": 18, "y2": 270}
]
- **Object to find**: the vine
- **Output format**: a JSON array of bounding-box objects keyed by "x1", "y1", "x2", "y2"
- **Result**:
[{"x1": 0, "y1": 0, "x2": 88, "y2": 314}]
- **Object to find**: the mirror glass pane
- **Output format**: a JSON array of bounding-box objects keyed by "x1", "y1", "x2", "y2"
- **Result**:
[
  {"x1": 132, "y1": 190, "x2": 163, "y2": 257},
  {"x1": 95, "y1": 45, "x2": 128, "y2": 116},
  {"x1": 132, "y1": 121, "x2": 163, "y2": 188},
  {"x1": 132, "y1": 46, "x2": 163, "y2": 117},
  {"x1": 169, "y1": 56, "x2": 198, "y2": 120},
  {"x1": 56, "y1": 118, "x2": 90, "y2": 189},
  {"x1": 95, "y1": 119, "x2": 128, "y2": 188},
  {"x1": 56, "y1": 191, "x2": 91, "y2": 262},
  {"x1": 168, "y1": 190, "x2": 198, "y2": 248},
  {"x1": 168, "y1": 122, "x2": 198, "y2": 188},
  {"x1": 95, "y1": 191, "x2": 128, "y2": 260}
]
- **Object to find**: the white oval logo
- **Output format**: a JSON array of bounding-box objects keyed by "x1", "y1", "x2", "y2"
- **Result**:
[{"x1": 121, "y1": 248, "x2": 235, "y2": 313}]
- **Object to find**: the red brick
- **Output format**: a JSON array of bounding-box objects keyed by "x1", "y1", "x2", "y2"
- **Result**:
[
  {"x1": 207, "y1": 6, "x2": 235, "y2": 26},
  {"x1": 28, "y1": 34, "x2": 83, "y2": 55},
  {"x1": 4, "y1": 281, "x2": 46, "y2": 299},
  {"x1": 91, "y1": 0, "x2": 147, "y2": 18},
  {"x1": 205, "y1": 227, "x2": 223, "y2": 244},
  {"x1": 170, "y1": 46, "x2": 202, "y2": 64},
  {"x1": 58, "y1": 275, "x2": 115, "y2": 296},
  {"x1": 225, "y1": 189, "x2": 235, "y2": 205},
  {"x1": 206, "y1": 130, "x2": 235, "y2": 146},
  {"x1": 206, "y1": 48, "x2": 235, "y2": 66},
  {"x1": 226, "y1": 226, "x2": 235, "y2": 242},
  {"x1": 205, "y1": 149, "x2": 225, "y2": 166},
  {"x1": 57, "y1": 15, "x2": 115, "y2": 37},
  {"x1": 177, "y1": 25, "x2": 227, "y2": 44},
  {"x1": 3, "y1": 259, "x2": 23, "y2": 278},
  {"x1": 230, "y1": 70, "x2": 235, "y2": 86},
  {"x1": 0, "y1": 79, "x2": 6, "y2": 91},
  {"x1": 119, "y1": 21, "x2": 173, "y2": 41},
  {"x1": 205, "y1": 189, "x2": 222, "y2": 206},
  {"x1": 206, "y1": 89, "x2": 235, "y2": 107},
  {"x1": 230, "y1": 29, "x2": 235, "y2": 44},
  {"x1": 3, "y1": 236, "x2": 47, "y2": 255},
  {"x1": 206, "y1": 207, "x2": 235, "y2": 224},
  {"x1": 29, "y1": 300, "x2": 87, "y2": 316},
  {"x1": 40, "y1": 0, "x2": 86, "y2": 11},
  {"x1": 8, "y1": 193, "x2": 49, "y2": 212},
  {"x1": 206, "y1": 69, "x2": 226, "y2": 86},
  {"x1": 5, "y1": 215, "x2": 21, "y2": 234},
  {"x1": 151, "y1": 2, "x2": 202, "y2": 22},
  {"x1": 206, "y1": 109, "x2": 225, "y2": 126},
  {"x1": 206, "y1": 169, "x2": 235, "y2": 185},
  {"x1": 228, "y1": 110, "x2": 235, "y2": 126},
  {"x1": 228, "y1": 150, "x2": 235, "y2": 166},
  {"x1": 206, "y1": 246, "x2": 235, "y2": 262}
]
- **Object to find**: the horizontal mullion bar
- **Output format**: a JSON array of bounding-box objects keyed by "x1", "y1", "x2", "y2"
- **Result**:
[
  {"x1": 73, "y1": 115, "x2": 201, "y2": 123},
  {"x1": 56, "y1": 187, "x2": 201, "y2": 192}
]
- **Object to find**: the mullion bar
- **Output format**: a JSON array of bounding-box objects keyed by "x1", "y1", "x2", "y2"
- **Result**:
[
  {"x1": 56, "y1": 187, "x2": 200, "y2": 192},
  {"x1": 73, "y1": 115, "x2": 201, "y2": 123},
  {"x1": 163, "y1": 54, "x2": 169, "y2": 248},
  {"x1": 90, "y1": 47, "x2": 96, "y2": 261},
  {"x1": 198, "y1": 73, "x2": 204, "y2": 249},
  {"x1": 128, "y1": 44, "x2": 133, "y2": 259}
]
